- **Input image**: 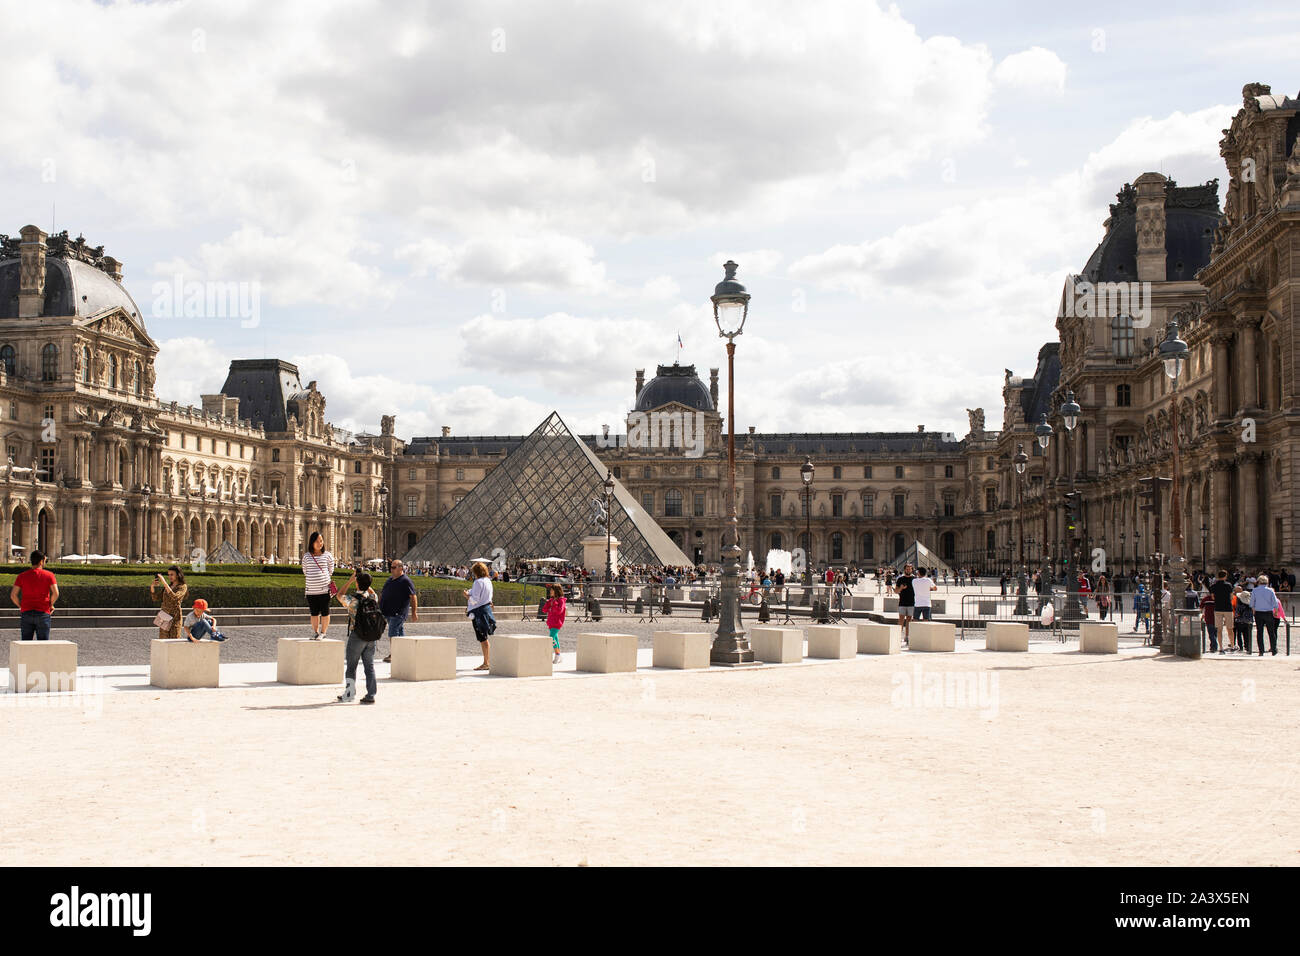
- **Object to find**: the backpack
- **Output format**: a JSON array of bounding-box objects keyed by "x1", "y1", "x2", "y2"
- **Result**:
[{"x1": 351, "y1": 593, "x2": 386, "y2": 642}]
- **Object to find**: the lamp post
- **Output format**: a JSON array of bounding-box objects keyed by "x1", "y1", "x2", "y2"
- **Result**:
[
  {"x1": 1058, "y1": 390, "x2": 1084, "y2": 620},
  {"x1": 1159, "y1": 321, "x2": 1190, "y2": 565},
  {"x1": 140, "y1": 484, "x2": 151, "y2": 563},
  {"x1": 1034, "y1": 412, "x2": 1054, "y2": 605},
  {"x1": 709, "y1": 260, "x2": 757, "y2": 666},
  {"x1": 1200, "y1": 522, "x2": 1208, "y2": 582},
  {"x1": 801, "y1": 456, "x2": 814, "y2": 588},
  {"x1": 1120, "y1": 531, "x2": 1127, "y2": 577},
  {"x1": 377, "y1": 484, "x2": 389, "y2": 564},
  {"x1": 604, "y1": 470, "x2": 615, "y2": 582},
  {"x1": 1013, "y1": 444, "x2": 1029, "y2": 614}
]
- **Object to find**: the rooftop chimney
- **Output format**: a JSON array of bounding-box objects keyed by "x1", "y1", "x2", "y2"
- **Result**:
[
  {"x1": 710, "y1": 368, "x2": 719, "y2": 408},
  {"x1": 18, "y1": 225, "x2": 47, "y2": 318},
  {"x1": 1134, "y1": 172, "x2": 1167, "y2": 283},
  {"x1": 441, "y1": 426, "x2": 451, "y2": 438},
  {"x1": 100, "y1": 255, "x2": 123, "y2": 283}
]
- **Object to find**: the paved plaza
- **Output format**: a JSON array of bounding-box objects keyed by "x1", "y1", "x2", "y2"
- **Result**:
[{"x1": 3, "y1": 625, "x2": 1296, "y2": 867}]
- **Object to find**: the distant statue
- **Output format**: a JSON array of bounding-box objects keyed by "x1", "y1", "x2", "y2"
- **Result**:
[
  {"x1": 967, "y1": 408, "x2": 985, "y2": 438},
  {"x1": 590, "y1": 498, "x2": 608, "y2": 534}
]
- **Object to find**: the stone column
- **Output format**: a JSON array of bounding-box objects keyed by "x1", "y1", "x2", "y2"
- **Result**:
[
  {"x1": 1238, "y1": 455, "x2": 1260, "y2": 559},
  {"x1": 1236, "y1": 316, "x2": 1260, "y2": 412},
  {"x1": 1211, "y1": 332, "x2": 1232, "y2": 419}
]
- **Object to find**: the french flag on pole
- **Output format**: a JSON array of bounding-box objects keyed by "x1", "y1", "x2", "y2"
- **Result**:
[{"x1": 677, "y1": 333, "x2": 683, "y2": 350}]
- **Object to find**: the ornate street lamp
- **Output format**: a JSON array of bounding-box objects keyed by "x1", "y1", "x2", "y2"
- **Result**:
[
  {"x1": 801, "y1": 456, "x2": 814, "y2": 588},
  {"x1": 604, "y1": 470, "x2": 615, "y2": 582},
  {"x1": 1159, "y1": 321, "x2": 1190, "y2": 565},
  {"x1": 1059, "y1": 390, "x2": 1084, "y2": 620},
  {"x1": 1120, "y1": 531, "x2": 1127, "y2": 577},
  {"x1": 1034, "y1": 412, "x2": 1054, "y2": 600},
  {"x1": 1013, "y1": 443, "x2": 1029, "y2": 614},
  {"x1": 1200, "y1": 522, "x2": 1209, "y2": 579},
  {"x1": 377, "y1": 483, "x2": 389, "y2": 564},
  {"x1": 140, "y1": 484, "x2": 151, "y2": 563},
  {"x1": 709, "y1": 260, "x2": 756, "y2": 666}
]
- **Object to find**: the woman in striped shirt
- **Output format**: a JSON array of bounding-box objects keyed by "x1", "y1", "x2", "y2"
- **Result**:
[{"x1": 303, "y1": 531, "x2": 336, "y2": 640}]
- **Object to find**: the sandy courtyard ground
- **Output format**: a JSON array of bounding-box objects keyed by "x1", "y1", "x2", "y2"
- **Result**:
[{"x1": 2, "y1": 631, "x2": 1296, "y2": 866}]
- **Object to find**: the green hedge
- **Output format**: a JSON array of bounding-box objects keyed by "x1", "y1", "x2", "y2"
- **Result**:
[{"x1": 50, "y1": 584, "x2": 542, "y2": 610}]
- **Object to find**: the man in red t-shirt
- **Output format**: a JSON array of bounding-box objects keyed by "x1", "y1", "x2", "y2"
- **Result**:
[{"x1": 11, "y1": 549, "x2": 59, "y2": 640}]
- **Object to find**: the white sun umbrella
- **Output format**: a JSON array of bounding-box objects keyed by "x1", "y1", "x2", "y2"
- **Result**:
[{"x1": 60, "y1": 553, "x2": 87, "y2": 562}]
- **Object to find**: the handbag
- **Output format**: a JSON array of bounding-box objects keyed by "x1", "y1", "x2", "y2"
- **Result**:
[{"x1": 154, "y1": 609, "x2": 174, "y2": 629}]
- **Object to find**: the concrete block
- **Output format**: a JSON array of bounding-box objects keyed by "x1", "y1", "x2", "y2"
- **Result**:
[
  {"x1": 490, "y1": 634, "x2": 554, "y2": 677},
  {"x1": 806, "y1": 625, "x2": 857, "y2": 659},
  {"x1": 1079, "y1": 622, "x2": 1119, "y2": 654},
  {"x1": 978, "y1": 600, "x2": 998, "y2": 616},
  {"x1": 856, "y1": 623, "x2": 900, "y2": 655},
  {"x1": 883, "y1": 597, "x2": 899, "y2": 613},
  {"x1": 653, "y1": 631, "x2": 711, "y2": 669},
  {"x1": 931, "y1": 599, "x2": 946, "y2": 615},
  {"x1": 277, "y1": 637, "x2": 346, "y2": 685},
  {"x1": 750, "y1": 626, "x2": 803, "y2": 663},
  {"x1": 8, "y1": 640, "x2": 77, "y2": 693},
  {"x1": 391, "y1": 635, "x2": 457, "y2": 681},
  {"x1": 689, "y1": 589, "x2": 708, "y2": 602},
  {"x1": 150, "y1": 639, "x2": 220, "y2": 688},
  {"x1": 576, "y1": 632, "x2": 639, "y2": 673},
  {"x1": 850, "y1": 596, "x2": 874, "y2": 611},
  {"x1": 667, "y1": 588, "x2": 685, "y2": 601},
  {"x1": 908, "y1": 621, "x2": 956, "y2": 652},
  {"x1": 985, "y1": 622, "x2": 1029, "y2": 652}
]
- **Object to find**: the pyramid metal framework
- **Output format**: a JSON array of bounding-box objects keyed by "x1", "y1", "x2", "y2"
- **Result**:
[
  {"x1": 402, "y1": 412, "x2": 692, "y2": 568},
  {"x1": 888, "y1": 539, "x2": 953, "y2": 576}
]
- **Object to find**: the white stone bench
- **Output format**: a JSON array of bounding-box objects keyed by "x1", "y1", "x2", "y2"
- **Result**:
[
  {"x1": 750, "y1": 626, "x2": 803, "y2": 663},
  {"x1": 652, "y1": 631, "x2": 711, "y2": 669},
  {"x1": 576, "y1": 632, "x2": 639, "y2": 673},
  {"x1": 850, "y1": 595, "x2": 875, "y2": 611},
  {"x1": 985, "y1": 622, "x2": 1029, "y2": 652},
  {"x1": 489, "y1": 635, "x2": 553, "y2": 677},
  {"x1": 391, "y1": 636, "x2": 457, "y2": 681},
  {"x1": 908, "y1": 621, "x2": 956, "y2": 652},
  {"x1": 8, "y1": 640, "x2": 77, "y2": 693},
  {"x1": 883, "y1": 597, "x2": 899, "y2": 613},
  {"x1": 666, "y1": 588, "x2": 685, "y2": 601},
  {"x1": 1079, "y1": 622, "x2": 1119, "y2": 654},
  {"x1": 806, "y1": 625, "x2": 857, "y2": 659},
  {"x1": 150, "y1": 639, "x2": 220, "y2": 688},
  {"x1": 931, "y1": 599, "x2": 946, "y2": 615},
  {"x1": 277, "y1": 637, "x2": 346, "y2": 685},
  {"x1": 856, "y1": 623, "x2": 900, "y2": 655}
]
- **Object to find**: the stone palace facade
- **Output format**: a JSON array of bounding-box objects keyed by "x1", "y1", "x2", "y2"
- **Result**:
[{"x1": 4, "y1": 79, "x2": 1295, "y2": 573}]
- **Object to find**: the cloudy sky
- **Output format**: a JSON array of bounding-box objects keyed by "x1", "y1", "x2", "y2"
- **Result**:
[{"x1": 2, "y1": 0, "x2": 1296, "y2": 440}]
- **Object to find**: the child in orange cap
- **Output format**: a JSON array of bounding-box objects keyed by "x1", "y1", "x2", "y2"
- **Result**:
[{"x1": 182, "y1": 598, "x2": 227, "y2": 642}]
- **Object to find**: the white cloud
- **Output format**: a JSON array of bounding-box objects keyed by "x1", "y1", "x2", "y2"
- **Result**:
[
  {"x1": 154, "y1": 338, "x2": 233, "y2": 408},
  {"x1": 993, "y1": 47, "x2": 1067, "y2": 95}
]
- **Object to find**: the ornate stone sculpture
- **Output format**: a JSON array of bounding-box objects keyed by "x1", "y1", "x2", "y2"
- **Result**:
[{"x1": 589, "y1": 498, "x2": 608, "y2": 535}]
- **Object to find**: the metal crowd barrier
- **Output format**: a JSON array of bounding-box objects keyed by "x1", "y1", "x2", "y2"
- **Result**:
[{"x1": 958, "y1": 593, "x2": 1066, "y2": 642}]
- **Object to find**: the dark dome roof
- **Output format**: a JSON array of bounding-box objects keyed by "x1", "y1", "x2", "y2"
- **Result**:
[
  {"x1": 635, "y1": 363, "x2": 714, "y2": 412},
  {"x1": 0, "y1": 256, "x2": 143, "y2": 321},
  {"x1": 1082, "y1": 180, "x2": 1220, "y2": 283}
]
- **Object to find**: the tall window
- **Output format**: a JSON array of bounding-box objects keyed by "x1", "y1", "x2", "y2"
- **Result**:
[
  {"x1": 641, "y1": 492, "x2": 654, "y2": 513},
  {"x1": 642, "y1": 466, "x2": 651, "y2": 479},
  {"x1": 985, "y1": 488, "x2": 997, "y2": 511},
  {"x1": 771, "y1": 466, "x2": 781, "y2": 479},
  {"x1": 770, "y1": 532, "x2": 783, "y2": 551},
  {"x1": 861, "y1": 533, "x2": 875, "y2": 559},
  {"x1": 41, "y1": 344, "x2": 58, "y2": 381},
  {"x1": 694, "y1": 493, "x2": 705, "y2": 517},
  {"x1": 133, "y1": 359, "x2": 142, "y2": 395},
  {"x1": 863, "y1": 493, "x2": 875, "y2": 515},
  {"x1": 831, "y1": 533, "x2": 843, "y2": 561},
  {"x1": 455, "y1": 467, "x2": 464, "y2": 481},
  {"x1": 895, "y1": 466, "x2": 904, "y2": 479},
  {"x1": 863, "y1": 466, "x2": 873, "y2": 479},
  {"x1": 894, "y1": 494, "x2": 905, "y2": 517},
  {"x1": 1116, "y1": 384, "x2": 1132, "y2": 406},
  {"x1": 1111, "y1": 314, "x2": 1135, "y2": 358},
  {"x1": 408, "y1": 468, "x2": 417, "y2": 480},
  {"x1": 832, "y1": 493, "x2": 843, "y2": 517},
  {"x1": 770, "y1": 493, "x2": 782, "y2": 517},
  {"x1": 352, "y1": 490, "x2": 363, "y2": 513},
  {"x1": 0, "y1": 344, "x2": 13, "y2": 376},
  {"x1": 943, "y1": 491, "x2": 956, "y2": 516},
  {"x1": 694, "y1": 465, "x2": 704, "y2": 479},
  {"x1": 944, "y1": 465, "x2": 954, "y2": 478},
  {"x1": 271, "y1": 448, "x2": 279, "y2": 462},
  {"x1": 81, "y1": 346, "x2": 91, "y2": 383},
  {"x1": 407, "y1": 495, "x2": 418, "y2": 517},
  {"x1": 832, "y1": 465, "x2": 842, "y2": 479},
  {"x1": 109, "y1": 354, "x2": 118, "y2": 389},
  {"x1": 665, "y1": 489, "x2": 683, "y2": 517},
  {"x1": 352, "y1": 529, "x2": 363, "y2": 556},
  {"x1": 39, "y1": 447, "x2": 54, "y2": 482}
]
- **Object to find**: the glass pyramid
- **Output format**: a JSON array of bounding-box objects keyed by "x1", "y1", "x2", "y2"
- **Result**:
[{"x1": 402, "y1": 411, "x2": 693, "y2": 568}]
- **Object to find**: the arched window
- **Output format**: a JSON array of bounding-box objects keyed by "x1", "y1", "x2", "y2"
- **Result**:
[
  {"x1": 665, "y1": 489, "x2": 683, "y2": 517},
  {"x1": 133, "y1": 360, "x2": 142, "y2": 396},
  {"x1": 1111, "y1": 314, "x2": 1134, "y2": 358},
  {"x1": 406, "y1": 531, "x2": 417, "y2": 550},
  {"x1": 109, "y1": 354, "x2": 119, "y2": 389},
  {"x1": 694, "y1": 465, "x2": 703, "y2": 479},
  {"x1": 861, "y1": 532, "x2": 875, "y2": 559},
  {"x1": 81, "y1": 346, "x2": 91, "y2": 383},
  {"x1": 0, "y1": 345, "x2": 14, "y2": 377},
  {"x1": 41, "y1": 344, "x2": 58, "y2": 382}
]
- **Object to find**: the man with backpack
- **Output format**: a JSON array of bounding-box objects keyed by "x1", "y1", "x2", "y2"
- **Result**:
[{"x1": 334, "y1": 570, "x2": 386, "y2": 704}]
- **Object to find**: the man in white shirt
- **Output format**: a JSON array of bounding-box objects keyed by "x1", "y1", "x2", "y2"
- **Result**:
[{"x1": 913, "y1": 568, "x2": 935, "y2": 620}]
